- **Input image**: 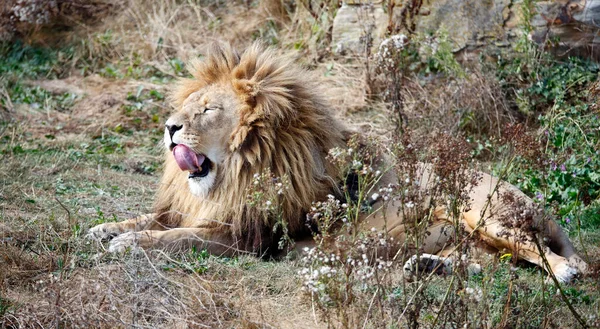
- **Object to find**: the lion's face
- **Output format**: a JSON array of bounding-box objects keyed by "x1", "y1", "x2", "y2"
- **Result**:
[{"x1": 164, "y1": 84, "x2": 241, "y2": 196}]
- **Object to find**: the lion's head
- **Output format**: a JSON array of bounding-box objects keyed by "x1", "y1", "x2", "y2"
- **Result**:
[
  {"x1": 164, "y1": 82, "x2": 241, "y2": 197},
  {"x1": 154, "y1": 43, "x2": 348, "y2": 252}
]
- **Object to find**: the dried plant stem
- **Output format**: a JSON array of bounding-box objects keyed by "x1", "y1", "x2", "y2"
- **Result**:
[
  {"x1": 500, "y1": 278, "x2": 514, "y2": 328},
  {"x1": 55, "y1": 196, "x2": 73, "y2": 230},
  {"x1": 430, "y1": 275, "x2": 454, "y2": 328},
  {"x1": 397, "y1": 259, "x2": 446, "y2": 322},
  {"x1": 362, "y1": 287, "x2": 379, "y2": 329},
  {"x1": 533, "y1": 238, "x2": 589, "y2": 329}
]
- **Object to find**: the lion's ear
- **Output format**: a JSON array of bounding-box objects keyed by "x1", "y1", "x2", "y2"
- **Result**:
[
  {"x1": 230, "y1": 125, "x2": 252, "y2": 151},
  {"x1": 230, "y1": 78, "x2": 264, "y2": 153},
  {"x1": 233, "y1": 79, "x2": 260, "y2": 104},
  {"x1": 229, "y1": 86, "x2": 266, "y2": 165},
  {"x1": 230, "y1": 104, "x2": 265, "y2": 147},
  {"x1": 229, "y1": 124, "x2": 263, "y2": 165}
]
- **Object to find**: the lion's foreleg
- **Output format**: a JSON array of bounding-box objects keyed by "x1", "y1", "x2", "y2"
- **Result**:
[
  {"x1": 107, "y1": 227, "x2": 243, "y2": 257},
  {"x1": 87, "y1": 213, "x2": 158, "y2": 240}
]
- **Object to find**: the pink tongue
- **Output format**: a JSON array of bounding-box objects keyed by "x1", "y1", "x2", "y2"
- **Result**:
[{"x1": 172, "y1": 144, "x2": 205, "y2": 172}]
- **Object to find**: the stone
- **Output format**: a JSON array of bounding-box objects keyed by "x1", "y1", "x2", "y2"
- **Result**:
[
  {"x1": 331, "y1": 3, "x2": 389, "y2": 55},
  {"x1": 415, "y1": 0, "x2": 512, "y2": 52},
  {"x1": 531, "y1": 0, "x2": 600, "y2": 59},
  {"x1": 343, "y1": 0, "x2": 383, "y2": 4},
  {"x1": 332, "y1": 0, "x2": 600, "y2": 60}
]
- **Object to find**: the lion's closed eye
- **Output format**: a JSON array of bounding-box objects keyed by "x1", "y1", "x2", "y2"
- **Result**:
[{"x1": 203, "y1": 106, "x2": 220, "y2": 113}]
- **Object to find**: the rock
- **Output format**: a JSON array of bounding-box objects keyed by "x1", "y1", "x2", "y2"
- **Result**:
[
  {"x1": 417, "y1": 0, "x2": 600, "y2": 58},
  {"x1": 343, "y1": 0, "x2": 383, "y2": 4},
  {"x1": 331, "y1": 3, "x2": 388, "y2": 55},
  {"x1": 531, "y1": 0, "x2": 600, "y2": 59},
  {"x1": 0, "y1": 0, "x2": 114, "y2": 42},
  {"x1": 332, "y1": 0, "x2": 600, "y2": 60},
  {"x1": 415, "y1": 0, "x2": 512, "y2": 52}
]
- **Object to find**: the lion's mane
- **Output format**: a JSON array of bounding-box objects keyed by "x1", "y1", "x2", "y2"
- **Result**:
[{"x1": 153, "y1": 43, "x2": 347, "y2": 253}]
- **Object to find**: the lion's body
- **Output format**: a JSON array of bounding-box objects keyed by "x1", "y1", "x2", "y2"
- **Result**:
[{"x1": 89, "y1": 43, "x2": 587, "y2": 282}]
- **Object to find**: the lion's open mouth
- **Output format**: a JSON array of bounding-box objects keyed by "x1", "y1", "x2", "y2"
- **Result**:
[{"x1": 172, "y1": 144, "x2": 212, "y2": 178}]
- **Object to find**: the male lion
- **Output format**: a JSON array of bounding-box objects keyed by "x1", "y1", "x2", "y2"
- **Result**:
[{"x1": 89, "y1": 43, "x2": 587, "y2": 283}]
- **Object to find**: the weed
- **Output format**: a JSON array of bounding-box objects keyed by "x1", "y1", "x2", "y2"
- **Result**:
[
  {"x1": 494, "y1": 56, "x2": 600, "y2": 228},
  {"x1": 0, "y1": 41, "x2": 60, "y2": 78},
  {"x1": 162, "y1": 246, "x2": 211, "y2": 274},
  {"x1": 93, "y1": 207, "x2": 118, "y2": 226},
  {"x1": 6, "y1": 83, "x2": 78, "y2": 112},
  {"x1": 246, "y1": 169, "x2": 293, "y2": 251}
]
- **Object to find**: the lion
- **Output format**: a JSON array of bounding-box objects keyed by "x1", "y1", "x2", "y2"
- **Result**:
[{"x1": 88, "y1": 42, "x2": 587, "y2": 283}]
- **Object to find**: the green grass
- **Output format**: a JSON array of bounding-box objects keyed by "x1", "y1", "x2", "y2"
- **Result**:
[{"x1": 0, "y1": 41, "x2": 63, "y2": 79}]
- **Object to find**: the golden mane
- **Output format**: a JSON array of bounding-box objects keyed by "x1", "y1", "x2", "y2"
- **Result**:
[{"x1": 154, "y1": 43, "x2": 347, "y2": 253}]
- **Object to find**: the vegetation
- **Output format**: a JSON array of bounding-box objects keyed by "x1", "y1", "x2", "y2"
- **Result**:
[{"x1": 1, "y1": 0, "x2": 599, "y2": 328}]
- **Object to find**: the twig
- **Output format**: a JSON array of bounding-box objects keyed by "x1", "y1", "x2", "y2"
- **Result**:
[
  {"x1": 55, "y1": 196, "x2": 73, "y2": 229},
  {"x1": 430, "y1": 275, "x2": 454, "y2": 328},
  {"x1": 53, "y1": 197, "x2": 74, "y2": 329},
  {"x1": 533, "y1": 237, "x2": 589, "y2": 328},
  {"x1": 500, "y1": 276, "x2": 514, "y2": 328},
  {"x1": 362, "y1": 287, "x2": 379, "y2": 329}
]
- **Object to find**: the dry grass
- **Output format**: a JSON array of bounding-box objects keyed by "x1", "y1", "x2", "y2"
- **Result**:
[
  {"x1": 1, "y1": 247, "x2": 311, "y2": 328},
  {"x1": 402, "y1": 68, "x2": 515, "y2": 139},
  {"x1": 0, "y1": 94, "x2": 316, "y2": 327},
  {"x1": 1, "y1": 0, "x2": 599, "y2": 328}
]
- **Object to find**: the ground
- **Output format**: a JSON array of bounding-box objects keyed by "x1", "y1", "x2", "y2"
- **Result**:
[{"x1": 1, "y1": 1, "x2": 600, "y2": 328}]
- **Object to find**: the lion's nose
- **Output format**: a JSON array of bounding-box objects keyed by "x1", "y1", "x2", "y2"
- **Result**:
[{"x1": 166, "y1": 124, "x2": 183, "y2": 140}]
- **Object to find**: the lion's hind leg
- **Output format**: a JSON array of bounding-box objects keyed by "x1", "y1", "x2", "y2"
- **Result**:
[
  {"x1": 462, "y1": 211, "x2": 579, "y2": 283},
  {"x1": 403, "y1": 254, "x2": 453, "y2": 280},
  {"x1": 516, "y1": 243, "x2": 579, "y2": 284},
  {"x1": 545, "y1": 219, "x2": 588, "y2": 274}
]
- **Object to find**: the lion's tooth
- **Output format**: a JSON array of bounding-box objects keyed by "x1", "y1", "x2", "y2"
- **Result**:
[{"x1": 195, "y1": 154, "x2": 206, "y2": 167}]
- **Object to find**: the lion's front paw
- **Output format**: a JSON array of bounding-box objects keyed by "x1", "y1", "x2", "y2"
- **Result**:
[
  {"x1": 87, "y1": 223, "x2": 123, "y2": 241},
  {"x1": 107, "y1": 232, "x2": 141, "y2": 253}
]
